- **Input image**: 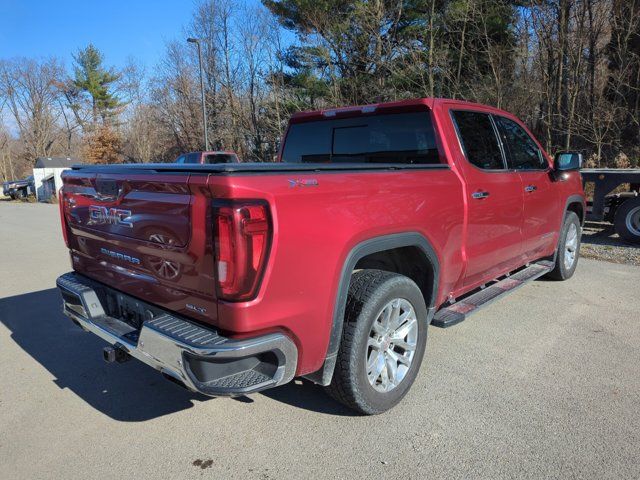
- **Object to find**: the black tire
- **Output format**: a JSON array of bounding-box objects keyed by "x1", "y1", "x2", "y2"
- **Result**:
[
  {"x1": 325, "y1": 269, "x2": 428, "y2": 415},
  {"x1": 15, "y1": 189, "x2": 25, "y2": 200},
  {"x1": 546, "y1": 211, "x2": 581, "y2": 280},
  {"x1": 613, "y1": 197, "x2": 640, "y2": 245}
]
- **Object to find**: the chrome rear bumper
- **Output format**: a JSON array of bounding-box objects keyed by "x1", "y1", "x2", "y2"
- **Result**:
[{"x1": 56, "y1": 272, "x2": 297, "y2": 396}]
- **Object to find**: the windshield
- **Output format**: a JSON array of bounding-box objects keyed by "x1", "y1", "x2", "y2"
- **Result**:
[{"x1": 281, "y1": 112, "x2": 440, "y2": 164}]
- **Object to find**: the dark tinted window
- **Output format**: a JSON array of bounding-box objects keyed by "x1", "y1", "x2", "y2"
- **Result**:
[
  {"x1": 494, "y1": 116, "x2": 546, "y2": 170},
  {"x1": 185, "y1": 152, "x2": 201, "y2": 164},
  {"x1": 281, "y1": 112, "x2": 440, "y2": 164},
  {"x1": 451, "y1": 111, "x2": 504, "y2": 170},
  {"x1": 204, "y1": 154, "x2": 236, "y2": 164},
  {"x1": 175, "y1": 153, "x2": 200, "y2": 164},
  {"x1": 282, "y1": 121, "x2": 332, "y2": 163}
]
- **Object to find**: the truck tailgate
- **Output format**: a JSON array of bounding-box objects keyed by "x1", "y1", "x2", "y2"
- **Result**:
[{"x1": 60, "y1": 170, "x2": 219, "y2": 325}]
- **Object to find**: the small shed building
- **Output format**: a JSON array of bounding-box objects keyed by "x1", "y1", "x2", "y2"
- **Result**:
[{"x1": 33, "y1": 157, "x2": 78, "y2": 201}]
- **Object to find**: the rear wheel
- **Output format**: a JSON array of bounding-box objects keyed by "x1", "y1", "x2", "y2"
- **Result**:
[
  {"x1": 614, "y1": 197, "x2": 640, "y2": 245},
  {"x1": 547, "y1": 211, "x2": 581, "y2": 280},
  {"x1": 326, "y1": 270, "x2": 428, "y2": 415}
]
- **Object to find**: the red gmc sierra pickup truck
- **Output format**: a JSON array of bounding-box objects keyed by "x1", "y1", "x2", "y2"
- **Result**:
[{"x1": 56, "y1": 98, "x2": 585, "y2": 414}]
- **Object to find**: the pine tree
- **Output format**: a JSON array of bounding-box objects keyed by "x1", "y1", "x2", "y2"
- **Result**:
[
  {"x1": 263, "y1": 0, "x2": 518, "y2": 106},
  {"x1": 72, "y1": 44, "x2": 123, "y2": 125}
]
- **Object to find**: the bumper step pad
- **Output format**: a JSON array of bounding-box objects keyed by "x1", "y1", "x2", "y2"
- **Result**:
[
  {"x1": 146, "y1": 315, "x2": 226, "y2": 348},
  {"x1": 206, "y1": 370, "x2": 273, "y2": 390},
  {"x1": 432, "y1": 260, "x2": 554, "y2": 328},
  {"x1": 56, "y1": 272, "x2": 297, "y2": 396}
]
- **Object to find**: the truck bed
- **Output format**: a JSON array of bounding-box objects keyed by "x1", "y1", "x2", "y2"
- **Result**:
[{"x1": 69, "y1": 162, "x2": 450, "y2": 174}]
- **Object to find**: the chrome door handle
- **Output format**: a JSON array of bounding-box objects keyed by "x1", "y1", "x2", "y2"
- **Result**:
[
  {"x1": 472, "y1": 191, "x2": 490, "y2": 199},
  {"x1": 524, "y1": 185, "x2": 537, "y2": 193}
]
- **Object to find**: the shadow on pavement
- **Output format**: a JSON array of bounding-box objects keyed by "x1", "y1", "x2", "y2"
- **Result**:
[
  {"x1": 0, "y1": 288, "x2": 353, "y2": 421},
  {"x1": 0, "y1": 288, "x2": 210, "y2": 421},
  {"x1": 261, "y1": 379, "x2": 355, "y2": 416},
  {"x1": 581, "y1": 221, "x2": 636, "y2": 248}
]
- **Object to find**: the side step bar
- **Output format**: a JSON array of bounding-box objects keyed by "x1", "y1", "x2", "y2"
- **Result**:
[{"x1": 432, "y1": 260, "x2": 554, "y2": 328}]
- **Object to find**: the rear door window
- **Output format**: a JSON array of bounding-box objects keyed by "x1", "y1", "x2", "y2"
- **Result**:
[
  {"x1": 281, "y1": 112, "x2": 440, "y2": 164},
  {"x1": 451, "y1": 110, "x2": 505, "y2": 170},
  {"x1": 494, "y1": 116, "x2": 546, "y2": 170}
]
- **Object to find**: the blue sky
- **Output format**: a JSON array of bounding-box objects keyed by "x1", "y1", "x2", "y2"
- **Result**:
[
  {"x1": 0, "y1": 0, "x2": 294, "y2": 133},
  {"x1": 0, "y1": 0, "x2": 222, "y2": 69}
]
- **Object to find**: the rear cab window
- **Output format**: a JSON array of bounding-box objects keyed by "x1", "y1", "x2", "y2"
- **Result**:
[{"x1": 281, "y1": 112, "x2": 441, "y2": 164}]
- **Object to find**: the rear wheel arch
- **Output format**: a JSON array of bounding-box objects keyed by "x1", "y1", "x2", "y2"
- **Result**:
[
  {"x1": 304, "y1": 232, "x2": 440, "y2": 386},
  {"x1": 354, "y1": 245, "x2": 436, "y2": 309}
]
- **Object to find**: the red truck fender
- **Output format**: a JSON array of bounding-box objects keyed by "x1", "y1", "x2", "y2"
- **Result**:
[
  {"x1": 563, "y1": 194, "x2": 586, "y2": 226},
  {"x1": 304, "y1": 231, "x2": 441, "y2": 386}
]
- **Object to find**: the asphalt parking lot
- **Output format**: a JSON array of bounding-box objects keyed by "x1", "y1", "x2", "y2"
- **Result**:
[{"x1": 1, "y1": 201, "x2": 639, "y2": 480}]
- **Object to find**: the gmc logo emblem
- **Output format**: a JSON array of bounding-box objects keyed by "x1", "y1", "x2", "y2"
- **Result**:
[{"x1": 89, "y1": 205, "x2": 133, "y2": 228}]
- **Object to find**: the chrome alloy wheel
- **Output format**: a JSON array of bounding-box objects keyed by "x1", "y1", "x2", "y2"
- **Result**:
[
  {"x1": 625, "y1": 206, "x2": 640, "y2": 237},
  {"x1": 564, "y1": 222, "x2": 579, "y2": 270},
  {"x1": 366, "y1": 298, "x2": 418, "y2": 392}
]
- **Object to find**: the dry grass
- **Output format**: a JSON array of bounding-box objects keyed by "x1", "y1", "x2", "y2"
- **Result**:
[
  {"x1": 581, "y1": 221, "x2": 640, "y2": 266},
  {"x1": 0, "y1": 195, "x2": 37, "y2": 203}
]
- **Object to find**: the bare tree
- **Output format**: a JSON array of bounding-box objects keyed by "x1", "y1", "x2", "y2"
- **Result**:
[
  {"x1": 3, "y1": 0, "x2": 638, "y2": 168},
  {"x1": 152, "y1": 41, "x2": 204, "y2": 155},
  {"x1": 0, "y1": 123, "x2": 17, "y2": 181},
  {"x1": 0, "y1": 58, "x2": 65, "y2": 160}
]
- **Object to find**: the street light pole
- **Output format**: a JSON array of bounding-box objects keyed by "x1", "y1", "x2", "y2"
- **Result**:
[{"x1": 187, "y1": 37, "x2": 209, "y2": 151}]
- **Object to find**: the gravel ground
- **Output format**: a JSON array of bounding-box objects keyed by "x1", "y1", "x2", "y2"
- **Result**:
[
  {"x1": 580, "y1": 221, "x2": 640, "y2": 266},
  {"x1": 1, "y1": 202, "x2": 640, "y2": 480}
]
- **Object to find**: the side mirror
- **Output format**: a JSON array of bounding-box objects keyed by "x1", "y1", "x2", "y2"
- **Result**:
[{"x1": 554, "y1": 152, "x2": 583, "y2": 171}]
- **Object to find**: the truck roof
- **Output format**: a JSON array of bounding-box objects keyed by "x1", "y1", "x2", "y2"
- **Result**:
[{"x1": 290, "y1": 97, "x2": 514, "y2": 123}]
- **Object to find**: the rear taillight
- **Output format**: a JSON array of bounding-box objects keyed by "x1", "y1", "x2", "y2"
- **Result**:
[
  {"x1": 213, "y1": 200, "x2": 272, "y2": 301},
  {"x1": 58, "y1": 187, "x2": 69, "y2": 247}
]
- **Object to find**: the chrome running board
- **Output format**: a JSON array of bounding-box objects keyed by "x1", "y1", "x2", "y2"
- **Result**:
[{"x1": 432, "y1": 260, "x2": 554, "y2": 328}]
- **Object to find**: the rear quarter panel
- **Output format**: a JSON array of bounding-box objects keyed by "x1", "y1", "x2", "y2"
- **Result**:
[{"x1": 210, "y1": 169, "x2": 464, "y2": 375}]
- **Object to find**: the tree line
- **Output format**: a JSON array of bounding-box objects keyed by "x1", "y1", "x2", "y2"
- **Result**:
[{"x1": 1, "y1": 0, "x2": 639, "y2": 181}]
